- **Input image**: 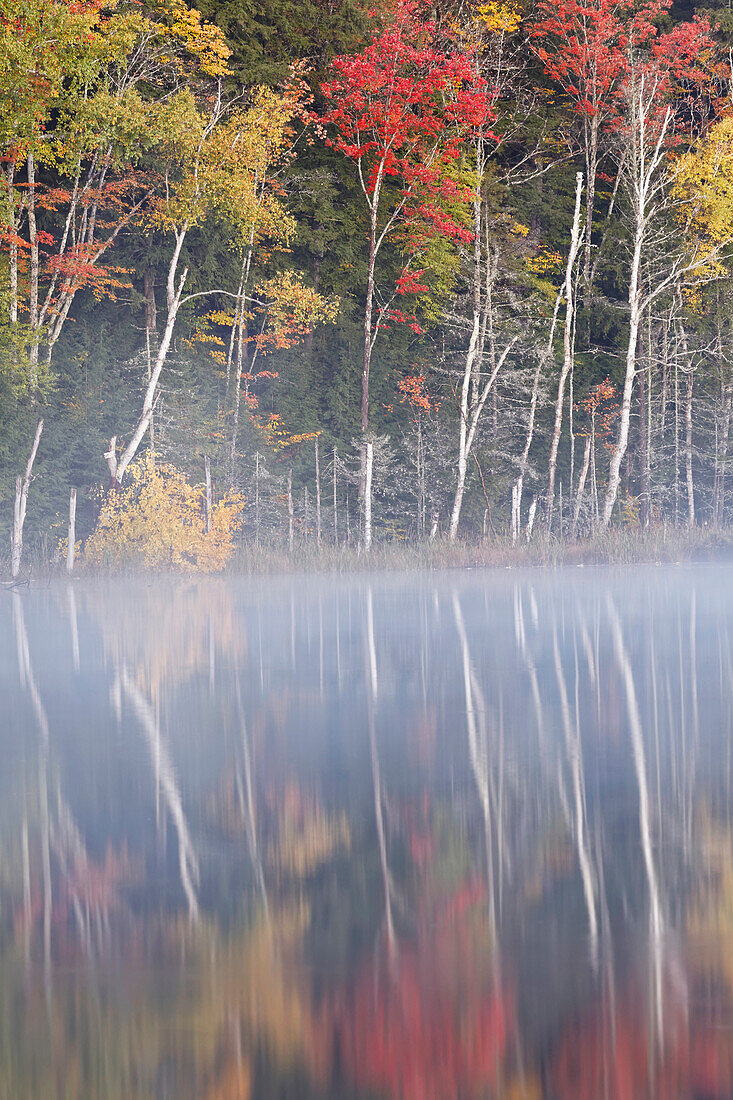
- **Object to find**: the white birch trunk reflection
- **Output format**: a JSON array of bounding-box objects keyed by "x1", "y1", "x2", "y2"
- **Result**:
[
  {"x1": 365, "y1": 586, "x2": 395, "y2": 956},
  {"x1": 234, "y1": 669, "x2": 269, "y2": 918},
  {"x1": 553, "y1": 624, "x2": 598, "y2": 965},
  {"x1": 453, "y1": 591, "x2": 497, "y2": 943},
  {"x1": 116, "y1": 669, "x2": 200, "y2": 922},
  {"x1": 608, "y1": 595, "x2": 665, "y2": 1046}
]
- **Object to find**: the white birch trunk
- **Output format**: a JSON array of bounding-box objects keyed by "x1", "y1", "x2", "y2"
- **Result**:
[
  {"x1": 315, "y1": 436, "x2": 321, "y2": 546},
  {"x1": 364, "y1": 440, "x2": 374, "y2": 551},
  {"x1": 546, "y1": 172, "x2": 584, "y2": 531},
  {"x1": 11, "y1": 419, "x2": 44, "y2": 578},
  {"x1": 333, "y1": 446, "x2": 338, "y2": 544},
  {"x1": 685, "y1": 369, "x2": 695, "y2": 527},
  {"x1": 113, "y1": 226, "x2": 189, "y2": 484},
  {"x1": 526, "y1": 497, "x2": 538, "y2": 542},
  {"x1": 287, "y1": 468, "x2": 294, "y2": 552},
  {"x1": 204, "y1": 457, "x2": 212, "y2": 534},
  {"x1": 602, "y1": 94, "x2": 672, "y2": 527},
  {"x1": 572, "y1": 437, "x2": 592, "y2": 536},
  {"x1": 66, "y1": 488, "x2": 77, "y2": 574}
]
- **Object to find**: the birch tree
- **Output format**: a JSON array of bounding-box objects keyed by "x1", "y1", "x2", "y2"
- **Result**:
[
  {"x1": 321, "y1": 1, "x2": 490, "y2": 548},
  {"x1": 601, "y1": 18, "x2": 717, "y2": 526}
]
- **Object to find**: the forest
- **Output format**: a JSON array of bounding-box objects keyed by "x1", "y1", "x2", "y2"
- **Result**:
[{"x1": 2, "y1": 0, "x2": 733, "y2": 571}]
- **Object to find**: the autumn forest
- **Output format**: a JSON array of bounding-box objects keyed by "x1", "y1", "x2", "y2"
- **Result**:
[{"x1": 2, "y1": 0, "x2": 733, "y2": 570}]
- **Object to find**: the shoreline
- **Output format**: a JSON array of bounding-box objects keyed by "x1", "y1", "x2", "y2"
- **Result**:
[{"x1": 4, "y1": 527, "x2": 733, "y2": 582}]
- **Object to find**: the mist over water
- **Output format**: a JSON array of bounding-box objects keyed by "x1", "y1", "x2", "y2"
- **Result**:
[{"x1": 2, "y1": 566, "x2": 733, "y2": 1099}]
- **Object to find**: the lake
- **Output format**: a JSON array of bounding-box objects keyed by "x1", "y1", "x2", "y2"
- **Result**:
[{"x1": 2, "y1": 566, "x2": 733, "y2": 1099}]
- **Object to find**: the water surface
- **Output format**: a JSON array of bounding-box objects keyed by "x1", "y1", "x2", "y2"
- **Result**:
[{"x1": 2, "y1": 566, "x2": 733, "y2": 1099}]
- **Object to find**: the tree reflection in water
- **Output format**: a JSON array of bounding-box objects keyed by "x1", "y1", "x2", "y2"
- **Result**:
[{"x1": 2, "y1": 569, "x2": 733, "y2": 1098}]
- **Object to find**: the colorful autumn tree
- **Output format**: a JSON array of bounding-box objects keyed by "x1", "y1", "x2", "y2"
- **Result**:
[
  {"x1": 85, "y1": 453, "x2": 244, "y2": 571},
  {"x1": 529, "y1": 0, "x2": 695, "y2": 291},
  {"x1": 445, "y1": 0, "x2": 522, "y2": 541},
  {"x1": 105, "y1": 66, "x2": 337, "y2": 490},
  {"x1": 321, "y1": 0, "x2": 490, "y2": 548},
  {"x1": 600, "y1": 14, "x2": 719, "y2": 526},
  {"x1": 0, "y1": 0, "x2": 234, "y2": 389}
]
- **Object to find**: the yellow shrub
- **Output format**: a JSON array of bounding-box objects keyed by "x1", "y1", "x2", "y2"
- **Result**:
[{"x1": 85, "y1": 454, "x2": 244, "y2": 572}]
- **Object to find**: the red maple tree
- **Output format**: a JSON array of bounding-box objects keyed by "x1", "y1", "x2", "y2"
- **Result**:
[
  {"x1": 321, "y1": 0, "x2": 492, "y2": 538},
  {"x1": 530, "y1": 0, "x2": 717, "y2": 287}
]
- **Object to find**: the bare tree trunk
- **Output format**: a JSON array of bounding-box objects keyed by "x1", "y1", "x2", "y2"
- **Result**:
[
  {"x1": 315, "y1": 436, "x2": 321, "y2": 546},
  {"x1": 229, "y1": 246, "x2": 254, "y2": 486},
  {"x1": 360, "y1": 196, "x2": 381, "y2": 550},
  {"x1": 645, "y1": 315, "x2": 654, "y2": 523},
  {"x1": 364, "y1": 440, "x2": 374, "y2": 551},
  {"x1": 333, "y1": 446, "x2": 338, "y2": 545},
  {"x1": 11, "y1": 419, "x2": 44, "y2": 578},
  {"x1": 417, "y1": 420, "x2": 425, "y2": 537},
  {"x1": 717, "y1": 380, "x2": 731, "y2": 525},
  {"x1": 112, "y1": 225, "x2": 189, "y2": 484},
  {"x1": 254, "y1": 452, "x2": 260, "y2": 548},
  {"x1": 685, "y1": 369, "x2": 695, "y2": 527},
  {"x1": 602, "y1": 101, "x2": 673, "y2": 528},
  {"x1": 573, "y1": 437, "x2": 592, "y2": 536},
  {"x1": 287, "y1": 469, "x2": 294, "y2": 552},
  {"x1": 449, "y1": 331, "x2": 517, "y2": 542},
  {"x1": 66, "y1": 488, "x2": 77, "y2": 574},
  {"x1": 449, "y1": 145, "x2": 484, "y2": 543},
  {"x1": 639, "y1": 344, "x2": 651, "y2": 527},
  {"x1": 27, "y1": 153, "x2": 39, "y2": 391},
  {"x1": 603, "y1": 240, "x2": 643, "y2": 527},
  {"x1": 513, "y1": 284, "x2": 565, "y2": 543},
  {"x1": 547, "y1": 172, "x2": 584, "y2": 531},
  {"x1": 591, "y1": 424, "x2": 599, "y2": 525},
  {"x1": 583, "y1": 114, "x2": 600, "y2": 293},
  {"x1": 526, "y1": 496, "x2": 538, "y2": 542},
  {"x1": 675, "y1": 308, "x2": 697, "y2": 528},
  {"x1": 511, "y1": 483, "x2": 520, "y2": 545},
  {"x1": 6, "y1": 160, "x2": 18, "y2": 324},
  {"x1": 204, "y1": 456, "x2": 212, "y2": 534}
]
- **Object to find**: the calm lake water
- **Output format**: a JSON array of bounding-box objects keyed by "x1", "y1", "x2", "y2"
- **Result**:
[{"x1": 2, "y1": 566, "x2": 733, "y2": 1099}]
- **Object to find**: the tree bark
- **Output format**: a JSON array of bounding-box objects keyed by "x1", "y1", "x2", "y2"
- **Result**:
[
  {"x1": 602, "y1": 99, "x2": 672, "y2": 528},
  {"x1": 204, "y1": 456, "x2": 212, "y2": 534},
  {"x1": 546, "y1": 172, "x2": 584, "y2": 531},
  {"x1": 638, "y1": 352, "x2": 651, "y2": 527},
  {"x1": 676, "y1": 310, "x2": 697, "y2": 528},
  {"x1": 315, "y1": 436, "x2": 321, "y2": 546},
  {"x1": 6, "y1": 160, "x2": 18, "y2": 324},
  {"x1": 449, "y1": 330, "x2": 517, "y2": 542},
  {"x1": 229, "y1": 244, "x2": 254, "y2": 486},
  {"x1": 287, "y1": 468, "x2": 294, "y2": 552},
  {"x1": 114, "y1": 225, "x2": 189, "y2": 484},
  {"x1": 685, "y1": 368, "x2": 695, "y2": 527},
  {"x1": 716, "y1": 380, "x2": 731, "y2": 525},
  {"x1": 11, "y1": 419, "x2": 44, "y2": 578},
  {"x1": 66, "y1": 488, "x2": 77, "y2": 574},
  {"x1": 333, "y1": 446, "x2": 338, "y2": 545},
  {"x1": 27, "y1": 153, "x2": 39, "y2": 391},
  {"x1": 364, "y1": 440, "x2": 374, "y2": 551},
  {"x1": 360, "y1": 197, "x2": 380, "y2": 550},
  {"x1": 572, "y1": 437, "x2": 592, "y2": 536},
  {"x1": 526, "y1": 496, "x2": 538, "y2": 542}
]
